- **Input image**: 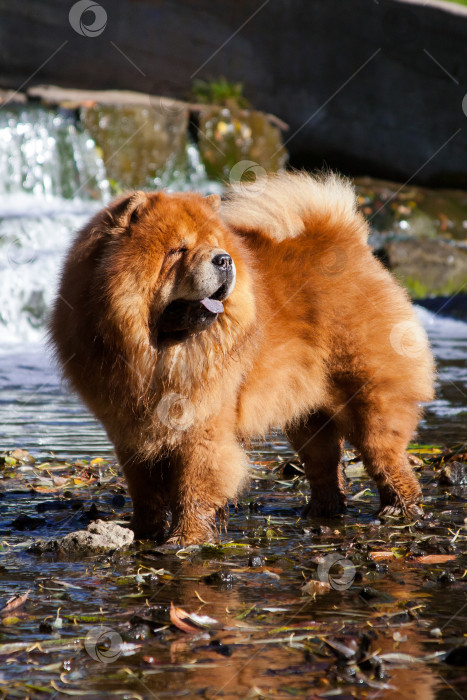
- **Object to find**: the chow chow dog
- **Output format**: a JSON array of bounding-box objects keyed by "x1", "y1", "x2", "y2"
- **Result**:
[{"x1": 50, "y1": 172, "x2": 434, "y2": 544}]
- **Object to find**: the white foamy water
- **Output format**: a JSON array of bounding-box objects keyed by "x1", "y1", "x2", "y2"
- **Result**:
[{"x1": 0, "y1": 198, "x2": 102, "y2": 345}]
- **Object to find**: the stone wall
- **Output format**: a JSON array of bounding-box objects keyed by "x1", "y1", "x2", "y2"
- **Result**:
[{"x1": 0, "y1": 0, "x2": 466, "y2": 186}]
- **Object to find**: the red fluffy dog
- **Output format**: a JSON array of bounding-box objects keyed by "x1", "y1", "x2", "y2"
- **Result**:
[{"x1": 50, "y1": 172, "x2": 435, "y2": 543}]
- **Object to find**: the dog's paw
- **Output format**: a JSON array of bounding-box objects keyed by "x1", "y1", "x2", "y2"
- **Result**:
[
  {"x1": 377, "y1": 502, "x2": 423, "y2": 520},
  {"x1": 302, "y1": 491, "x2": 346, "y2": 518},
  {"x1": 129, "y1": 519, "x2": 166, "y2": 542},
  {"x1": 166, "y1": 530, "x2": 215, "y2": 547}
]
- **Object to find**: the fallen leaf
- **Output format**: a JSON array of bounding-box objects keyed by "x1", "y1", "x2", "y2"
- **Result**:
[
  {"x1": 379, "y1": 652, "x2": 423, "y2": 664},
  {"x1": 1, "y1": 616, "x2": 21, "y2": 626},
  {"x1": 301, "y1": 580, "x2": 330, "y2": 596},
  {"x1": 370, "y1": 551, "x2": 395, "y2": 561},
  {"x1": 169, "y1": 603, "x2": 218, "y2": 634},
  {"x1": 90, "y1": 458, "x2": 107, "y2": 466},
  {"x1": 188, "y1": 612, "x2": 218, "y2": 628},
  {"x1": 169, "y1": 602, "x2": 202, "y2": 634},
  {"x1": 1, "y1": 589, "x2": 30, "y2": 614},
  {"x1": 414, "y1": 555, "x2": 456, "y2": 564}
]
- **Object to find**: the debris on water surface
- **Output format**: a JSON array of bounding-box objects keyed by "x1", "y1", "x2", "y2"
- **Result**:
[
  {"x1": 0, "y1": 442, "x2": 466, "y2": 698},
  {"x1": 0, "y1": 589, "x2": 30, "y2": 614}
]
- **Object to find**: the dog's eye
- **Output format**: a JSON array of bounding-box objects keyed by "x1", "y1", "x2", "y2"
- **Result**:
[{"x1": 167, "y1": 246, "x2": 188, "y2": 257}]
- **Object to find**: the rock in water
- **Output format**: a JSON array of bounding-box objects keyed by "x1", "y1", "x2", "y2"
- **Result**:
[
  {"x1": 438, "y1": 461, "x2": 467, "y2": 486},
  {"x1": 28, "y1": 519, "x2": 134, "y2": 556}
]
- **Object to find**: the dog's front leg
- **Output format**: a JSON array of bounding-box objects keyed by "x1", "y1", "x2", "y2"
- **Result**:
[
  {"x1": 119, "y1": 451, "x2": 170, "y2": 541},
  {"x1": 167, "y1": 417, "x2": 248, "y2": 545}
]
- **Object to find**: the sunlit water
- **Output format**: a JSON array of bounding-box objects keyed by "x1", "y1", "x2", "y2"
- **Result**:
[{"x1": 1, "y1": 309, "x2": 466, "y2": 460}]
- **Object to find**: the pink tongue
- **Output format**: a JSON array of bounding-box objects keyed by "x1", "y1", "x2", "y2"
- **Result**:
[{"x1": 200, "y1": 297, "x2": 224, "y2": 314}]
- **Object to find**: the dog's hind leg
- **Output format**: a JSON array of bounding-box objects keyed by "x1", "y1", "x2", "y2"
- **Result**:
[
  {"x1": 345, "y1": 397, "x2": 423, "y2": 518},
  {"x1": 286, "y1": 411, "x2": 346, "y2": 518}
]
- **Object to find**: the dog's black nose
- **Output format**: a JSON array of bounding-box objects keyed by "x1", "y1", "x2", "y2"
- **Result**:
[{"x1": 212, "y1": 253, "x2": 232, "y2": 270}]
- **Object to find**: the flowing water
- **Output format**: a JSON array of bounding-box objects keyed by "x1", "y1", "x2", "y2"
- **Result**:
[{"x1": 0, "y1": 106, "x2": 466, "y2": 699}]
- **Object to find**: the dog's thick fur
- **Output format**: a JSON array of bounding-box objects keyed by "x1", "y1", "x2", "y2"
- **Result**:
[{"x1": 50, "y1": 172, "x2": 435, "y2": 543}]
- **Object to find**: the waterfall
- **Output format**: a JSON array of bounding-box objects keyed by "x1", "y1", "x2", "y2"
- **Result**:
[
  {"x1": 0, "y1": 106, "x2": 110, "y2": 345},
  {"x1": 0, "y1": 105, "x2": 110, "y2": 200},
  {"x1": 0, "y1": 106, "x2": 219, "y2": 346}
]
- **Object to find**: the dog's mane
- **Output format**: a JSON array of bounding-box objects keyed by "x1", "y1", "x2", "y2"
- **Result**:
[{"x1": 220, "y1": 170, "x2": 367, "y2": 243}]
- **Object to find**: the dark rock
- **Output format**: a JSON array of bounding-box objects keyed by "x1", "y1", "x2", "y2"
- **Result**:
[
  {"x1": 202, "y1": 571, "x2": 237, "y2": 587},
  {"x1": 248, "y1": 554, "x2": 264, "y2": 568},
  {"x1": 368, "y1": 562, "x2": 389, "y2": 574},
  {"x1": 358, "y1": 586, "x2": 396, "y2": 603},
  {"x1": 248, "y1": 501, "x2": 263, "y2": 513},
  {"x1": 407, "y1": 543, "x2": 425, "y2": 557},
  {"x1": 130, "y1": 606, "x2": 171, "y2": 628},
  {"x1": 315, "y1": 525, "x2": 333, "y2": 536},
  {"x1": 112, "y1": 494, "x2": 126, "y2": 509},
  {"x1": 124, "y1": 623, "x2": 152, "y2": 642},
  {"x1": 201, "y1": 639, "x2": 232, "y2": 657},
  {"x1": 38, "y1": 621, "x2": 54, "y2": 634},
  {"x1": 28, "y1": 519, "x2": 134, "y2": 557},
  {"x1": 37, "y1": 499, "x2": 83, "y2": 513},
  {"x1": 384, "y1": 611, "x2": 410, "y2": 625},
  {"x1": 1, "y1": 1, "x2": 467, "y2": 185},
  {"x1": 86, "y1": 503, "x2": 100, "y2": 521},
  {"x1": 438, "y1": 571, "x2": 456, "y2": 586},
  {"x1": 444, "y1": 646, "x2": 467, "y2": 666},
  {"x1": 438, "y1": 461, "x2": 467, "y2": 486},
  {"x1": 11, "y1": 514, "x2": 47, "y2": 531}
]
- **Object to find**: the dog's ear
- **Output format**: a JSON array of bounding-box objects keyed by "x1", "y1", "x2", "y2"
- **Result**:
[
  {"x1": 106, "y1": 191, "x2": 148, "y2": 230},
  {"x1": 204, "y1": 194, "x2": 221, "y2": 213}
]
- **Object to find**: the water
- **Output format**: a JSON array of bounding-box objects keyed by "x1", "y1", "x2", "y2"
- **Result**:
[{"x1": 0, "y1": 106, "x2": 109, "y2": 201}]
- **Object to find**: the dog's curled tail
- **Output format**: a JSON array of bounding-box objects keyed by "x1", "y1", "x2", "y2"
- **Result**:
[{"x1": 220, "y1": 170, "x2": 368, "y2": 243}]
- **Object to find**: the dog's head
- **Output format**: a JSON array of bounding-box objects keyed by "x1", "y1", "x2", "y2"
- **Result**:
[{"x1": 64, "y1": 190, "x2": 255, "y2": 353}]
